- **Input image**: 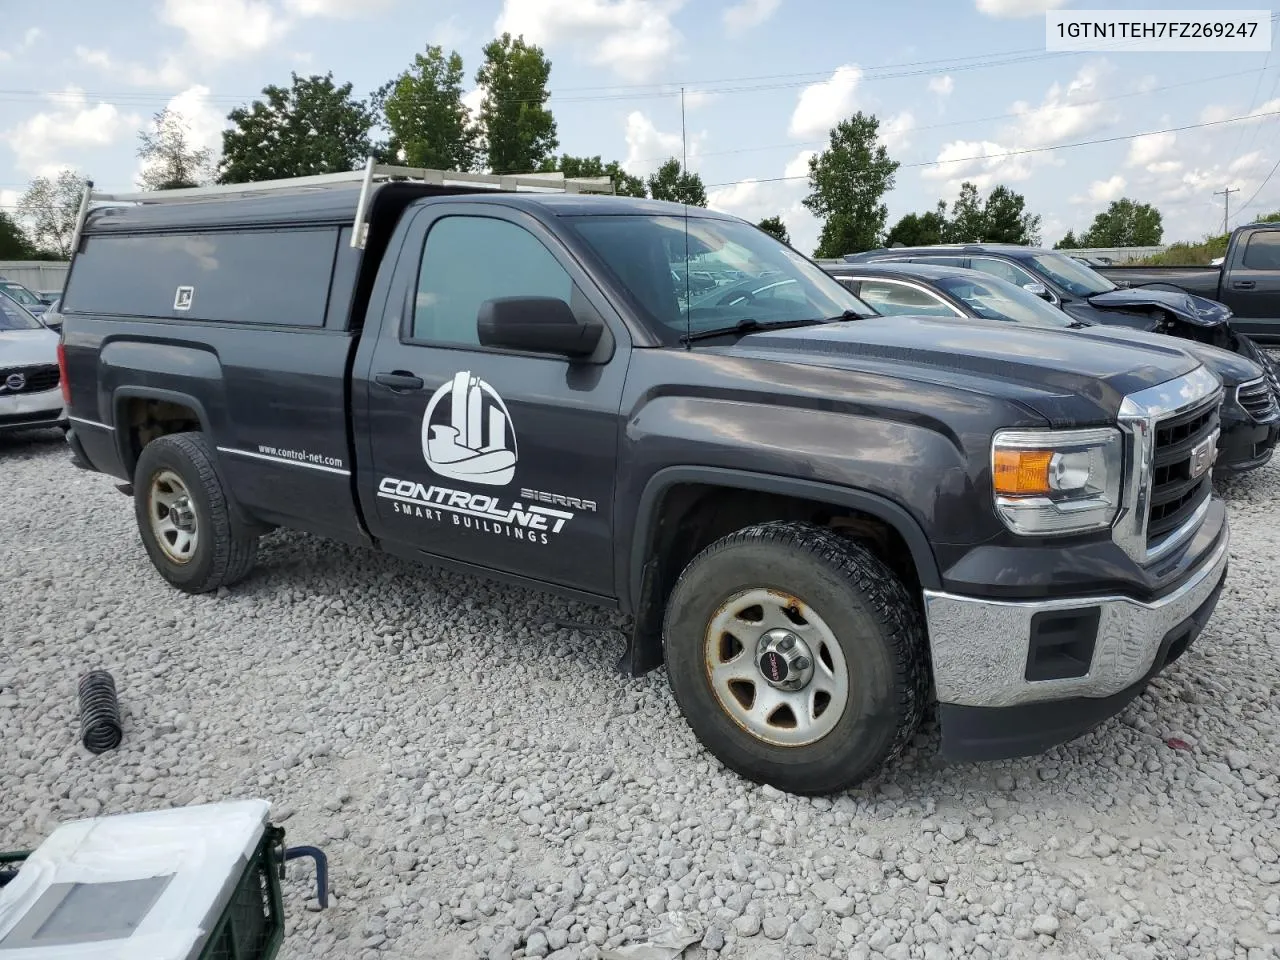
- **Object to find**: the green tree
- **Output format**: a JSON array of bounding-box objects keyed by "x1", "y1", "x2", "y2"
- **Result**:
[
  {"x1": 756, "y1": 215, "x2": 791, "y2": 245},
  {"x1": 945, "y1": 182, "x2": 985, "y2": 243},
  {"x1": 538, "y1": 154, "x2": 646, "y2": 197},
  {"x1": 885, "y1": 202, "x2": 948, "y2": 246},
  {"x1": 137, "y1": 107, "x2": 213, "y2": 190},
  {"x1": 803, "y1": 112, "x2": 899, "y2": 258},
  {"x1": 219, "y1": 72, "x2": 374, "y2": 184},
  {"x1": 1053, "y1": 229, "x2": 1080, "y2": 250},
  {"x1": 376, "y1": 45, "x2": 478, "y2": 171},
  {"x1": 0, "y1": 212, "x2": 38, "y2": 260},
  {"x1": 646, "y1": 158, "x2": 707, "y2": 206},
  {"x1": 17, "y1": 170, "x2": 88, "y2": 259},
  {"x1": 1079, "y1": 198, "x2": 1164, "y2": 247},
  {"x1": 981, "y1": 185, "x2": 1040, "y2": 245},
  {"x1": 476, "y1": 33, "x2": 558, "y2": 174}
]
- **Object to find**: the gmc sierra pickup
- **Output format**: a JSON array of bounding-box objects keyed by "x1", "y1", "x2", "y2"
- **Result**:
[
  {"x1": 1097, "y1": 222, "x2": 1280, "y2": 345},
  {"x1": 57, "y1": 162, "x2": 1232, "y2": 795}
]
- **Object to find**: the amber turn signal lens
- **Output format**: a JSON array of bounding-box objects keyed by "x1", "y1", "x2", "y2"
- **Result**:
[{"x1": 993, "y1": 448, "x2": 1053, "y2": 496}]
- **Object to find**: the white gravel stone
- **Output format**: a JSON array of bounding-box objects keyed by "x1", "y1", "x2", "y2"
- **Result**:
[{"x1": 2, "y1": 432, "x2": 1279, "y2": 960}]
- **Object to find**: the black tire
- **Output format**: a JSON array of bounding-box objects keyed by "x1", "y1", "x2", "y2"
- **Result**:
[
  {"x1": 663, "y1": 520, "x2": 928, "y2": 795},
  {"x1": 132, "y1": 432, "x2": 258, "y2": 593}
]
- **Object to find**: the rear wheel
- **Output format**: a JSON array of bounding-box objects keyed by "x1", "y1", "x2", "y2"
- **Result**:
[
  {"x1": 132, "y1": 432, "x2": 258, "y2": 593},
  {"x1": 663, "y1": 520, "x2": 928, "y2": 794}
]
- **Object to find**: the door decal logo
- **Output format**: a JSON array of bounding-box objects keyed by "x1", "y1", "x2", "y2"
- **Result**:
[{"x1": 421, "y1": 371, "x2": 517, "y2": 486}]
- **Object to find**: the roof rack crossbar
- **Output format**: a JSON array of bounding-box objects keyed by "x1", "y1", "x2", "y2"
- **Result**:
[{"x1": 71, "y1": 157, "x2": 619, "y2": 251}]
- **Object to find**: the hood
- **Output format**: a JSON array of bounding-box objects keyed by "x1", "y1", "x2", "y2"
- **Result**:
[
  {"x1": 1087, "y1": 286, "x2": 1232, "y2": 327},
  {"x1": 0, "y1": 327, "x2": 60, "y2": 367},
  {"x1": 1068, "y1": 324, "x2": 1260, "y2": 385},
  {"x1": 724, "y1": 316, "x2": 1202, "y2": 423}
]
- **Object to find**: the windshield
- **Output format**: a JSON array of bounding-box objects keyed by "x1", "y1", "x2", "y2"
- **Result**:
[
  {"x1": 0, "y1": 292, "x2": 43, "y2": 330},
  {"x1": 933, "y1": 275, "x2": 1078, "y2": 329},
  {"x1": 1028, "y1": 252, "x2": 1117, "y2": 297},
  {"x1": 0, "y1": 282, "x2": 41, "y2": 306},
  {"x1": 565, "y1": 214, "x2": 873, "y2": 341}
]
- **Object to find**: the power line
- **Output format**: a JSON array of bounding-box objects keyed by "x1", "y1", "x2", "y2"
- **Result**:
[
  {"x1": 1214, "y1": 186, "x2": 1240, "y2": 235},
  {"x1": 632, "y1": 65, "x2": 1274, "y2": 166},
  {"x1": 703, "y1": 109, "x2": 1280, "y2": 188}
]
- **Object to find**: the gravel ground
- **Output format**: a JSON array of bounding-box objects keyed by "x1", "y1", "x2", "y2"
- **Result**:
[{"x1": 1, "y1": 429, "x2": 1278, "y2": 960}]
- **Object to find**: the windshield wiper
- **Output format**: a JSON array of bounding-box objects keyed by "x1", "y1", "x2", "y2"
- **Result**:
[
  {"x1": 821, "y1": 309, "x2": 865, "y2": 322},
  {"x1": 680, "y1": 317, "x2": 826, "y2": 344}
]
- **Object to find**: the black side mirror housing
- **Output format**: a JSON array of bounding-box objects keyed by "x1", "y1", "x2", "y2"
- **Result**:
[{"x1": 476, "y1": 297, "x2": 604, "y2": 357}]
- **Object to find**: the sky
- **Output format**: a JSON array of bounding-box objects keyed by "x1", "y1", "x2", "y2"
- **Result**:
[{"x1": 2, "y1": 0, "x2": 1279, "y2": 256}]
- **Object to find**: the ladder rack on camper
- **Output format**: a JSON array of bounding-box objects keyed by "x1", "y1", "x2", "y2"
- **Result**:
[{"x1": 70, "y1": 157, "x2": 618, "y2": 254}]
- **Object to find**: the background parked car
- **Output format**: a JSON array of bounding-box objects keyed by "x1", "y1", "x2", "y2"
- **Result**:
[
  {"x1": 1094, "y1": 221, "x2": 1280, "y2": 344},
  {"x1": 824, "y1": 261, "x2": 1280, "y2": 475},
  {"x1": 0, "y1": 294, "x2": 67, "y2": 435},
  {"x1": 842, "y1": 243, "x2": 1280, "y2": 392},
  {"x1": 0, "y1": 279, "x2": 50, "y2": 318}
]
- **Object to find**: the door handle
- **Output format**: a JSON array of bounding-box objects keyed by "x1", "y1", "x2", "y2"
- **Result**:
[
  {"x1": 374, "y1": 371, "x2": 425, "y2": 392},
  {"x1": 1233, "y1": 280, "x2": 1256, "y2": 289}
]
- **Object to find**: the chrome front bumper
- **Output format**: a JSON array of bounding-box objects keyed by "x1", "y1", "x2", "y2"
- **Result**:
[{"x1": 922, "y1": 523, "x2": 1230, "y2": 709}]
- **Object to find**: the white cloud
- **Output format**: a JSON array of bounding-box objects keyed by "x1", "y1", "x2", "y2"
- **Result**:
[
  {"x1": 4, "y1": 87, "x2": 141, "y2": 174},
  {"x1": 20, "y1": 28, "x2": 41, "y2": 50},
  {"x1": 622, "y1": 111, "x2": 703, "y2": 177},
  {"x1": 282, "y1": 0, "x2": 397, "y2": 15},
  {"x1": 1076, "y1": 175, "x2": 1126, "y2": 204},
  {"x1": 160, "y1": 0, "x2": 291, "y2": 60},
  {"x1": 922, "y1": 139, "x2": 1040, "y2": 193},
  {"x1": 1146, "y1": 160, "x2": 1182, "y2": 175},
  {"x1": 1005, "y1": 62, "x2": 1112, "y2": 149},
  {"x1": 881, "y1": 112, "x2": 915, "y2": 152},
  {"x1": 975, "y1": 0, "x2": 1068, "y2": 17},
  {"x1": 1230, "y1": 150, "x2": 1269, "y2": 174},
  {"x1": 1201, "y1": 97, "x2": 1280, "y2": 127},
  {"x1": 927, "y1": 75, "x2": 954, "y2": 98},
  {"x1": 707, "y1": 149, "x2": 820, "y2": 254},
  {"x1": 494, "y1": 0, "x2": 685, "y2": 81},
  {"x1": 75, "y1": 46, "x2": 188, "y2": 88},
  {"x1": 723, "y1": 0, "x2": 781, "y2": 33},
  {"x1": 788, "y1": 65, "x2": 862, "y2": 139},
  {"x1": 1126, "y1": 131, "x2": 1175, "y2": 169}
]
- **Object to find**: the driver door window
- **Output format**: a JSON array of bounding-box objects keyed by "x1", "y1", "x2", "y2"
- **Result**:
[
  {"x1": 413, "y1": 216, "x2": 572, "y2": 346},
  {"x1": 857, "y1": 280, "x2": 960, "y2": 317}
]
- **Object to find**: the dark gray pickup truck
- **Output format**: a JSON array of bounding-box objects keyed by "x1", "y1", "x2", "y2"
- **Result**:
[
  {"x1": 1098, "y1": 222, "x2": 1280, "y2": 344},
  {"x1": 57, "y1": 162, "x2": 1231, "y2": 794}
]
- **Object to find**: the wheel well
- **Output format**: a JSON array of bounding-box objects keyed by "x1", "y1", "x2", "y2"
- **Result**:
[
  {"x1": 621, "y1": 482, "x2": 928, "y2": 676},
  {"x1": 648, "y1": 484, "x2": 923, "y2": 605},
  {"x1": 119, "y1": 398, "x2": 202, "y2": 475}
]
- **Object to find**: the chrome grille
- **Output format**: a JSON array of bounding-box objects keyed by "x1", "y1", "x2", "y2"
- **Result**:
[
  {"x1": 1146, "y1": 398, "x2": 1219, "y2": 548},
  {"x1": 1237, "y1": 377, "x2": 1280, "y2": 423},
  {"x1": 1114, "y1": 366, "x2": 1223, "y2": 565}
]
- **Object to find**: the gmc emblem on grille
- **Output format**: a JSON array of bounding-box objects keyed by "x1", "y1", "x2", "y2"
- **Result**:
[{"x1": 1189, "y1": 435, "x2": 1217, "y2": 479}]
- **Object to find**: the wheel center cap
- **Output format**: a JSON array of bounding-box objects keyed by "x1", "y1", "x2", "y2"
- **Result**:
[
  {"x1": 756, "y1": 628, "x2": 814, "y2": 691},
  {"x1": 759, "y1": 650, "x2": 789, "y2": 683}
]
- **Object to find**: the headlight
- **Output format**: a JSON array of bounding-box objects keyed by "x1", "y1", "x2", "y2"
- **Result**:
[{"x1": 991, "y1": 427, "x2": 1123, "y2": 536}]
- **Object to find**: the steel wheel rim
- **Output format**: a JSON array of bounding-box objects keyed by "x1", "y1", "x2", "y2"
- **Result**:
[
  {"x1": 148, "y1": 469, "x2": 198, "y2": 564},
  {"x1": 703, "y1": 587, "x2": 850, "y2": 747}
]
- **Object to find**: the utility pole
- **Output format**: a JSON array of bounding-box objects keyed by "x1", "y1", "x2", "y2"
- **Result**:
[{"x1": 1214, "y1": 186, "x2": 1239, "y2": 234}]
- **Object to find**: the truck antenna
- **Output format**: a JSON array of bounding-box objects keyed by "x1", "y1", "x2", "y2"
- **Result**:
[{"x1": 681, "y1": 86, "x2": 692, "y2": 350}]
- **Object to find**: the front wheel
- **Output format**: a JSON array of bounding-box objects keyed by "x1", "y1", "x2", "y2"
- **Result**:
[
  {"x1": 132, "y1": 432, "x2": 258, "y2": 593},
  {"x1": 663, "y1": 521, "x2": 928, "y2": 795}
]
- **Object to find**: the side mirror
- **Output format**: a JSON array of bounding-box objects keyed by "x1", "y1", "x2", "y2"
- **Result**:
[
  {"x1": 476, "y1": 296, "x2": 604, "y2": 358},
  {"x1": 1023, "y1": 281, "x2": 1052, "y2": 300}
]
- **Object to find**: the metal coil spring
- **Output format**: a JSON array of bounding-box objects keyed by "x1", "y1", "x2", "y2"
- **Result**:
[{"x1": 78, "y1": 670, "x2": 122, "y2": 754}]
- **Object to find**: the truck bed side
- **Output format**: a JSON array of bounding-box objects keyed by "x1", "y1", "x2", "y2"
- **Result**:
[
  {"x1": 1094, "y1": 264, "x2": 1223, "y2": 298},
  {"x1": 62, "y1": 221, "x2": 370, "y2": 547}
]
